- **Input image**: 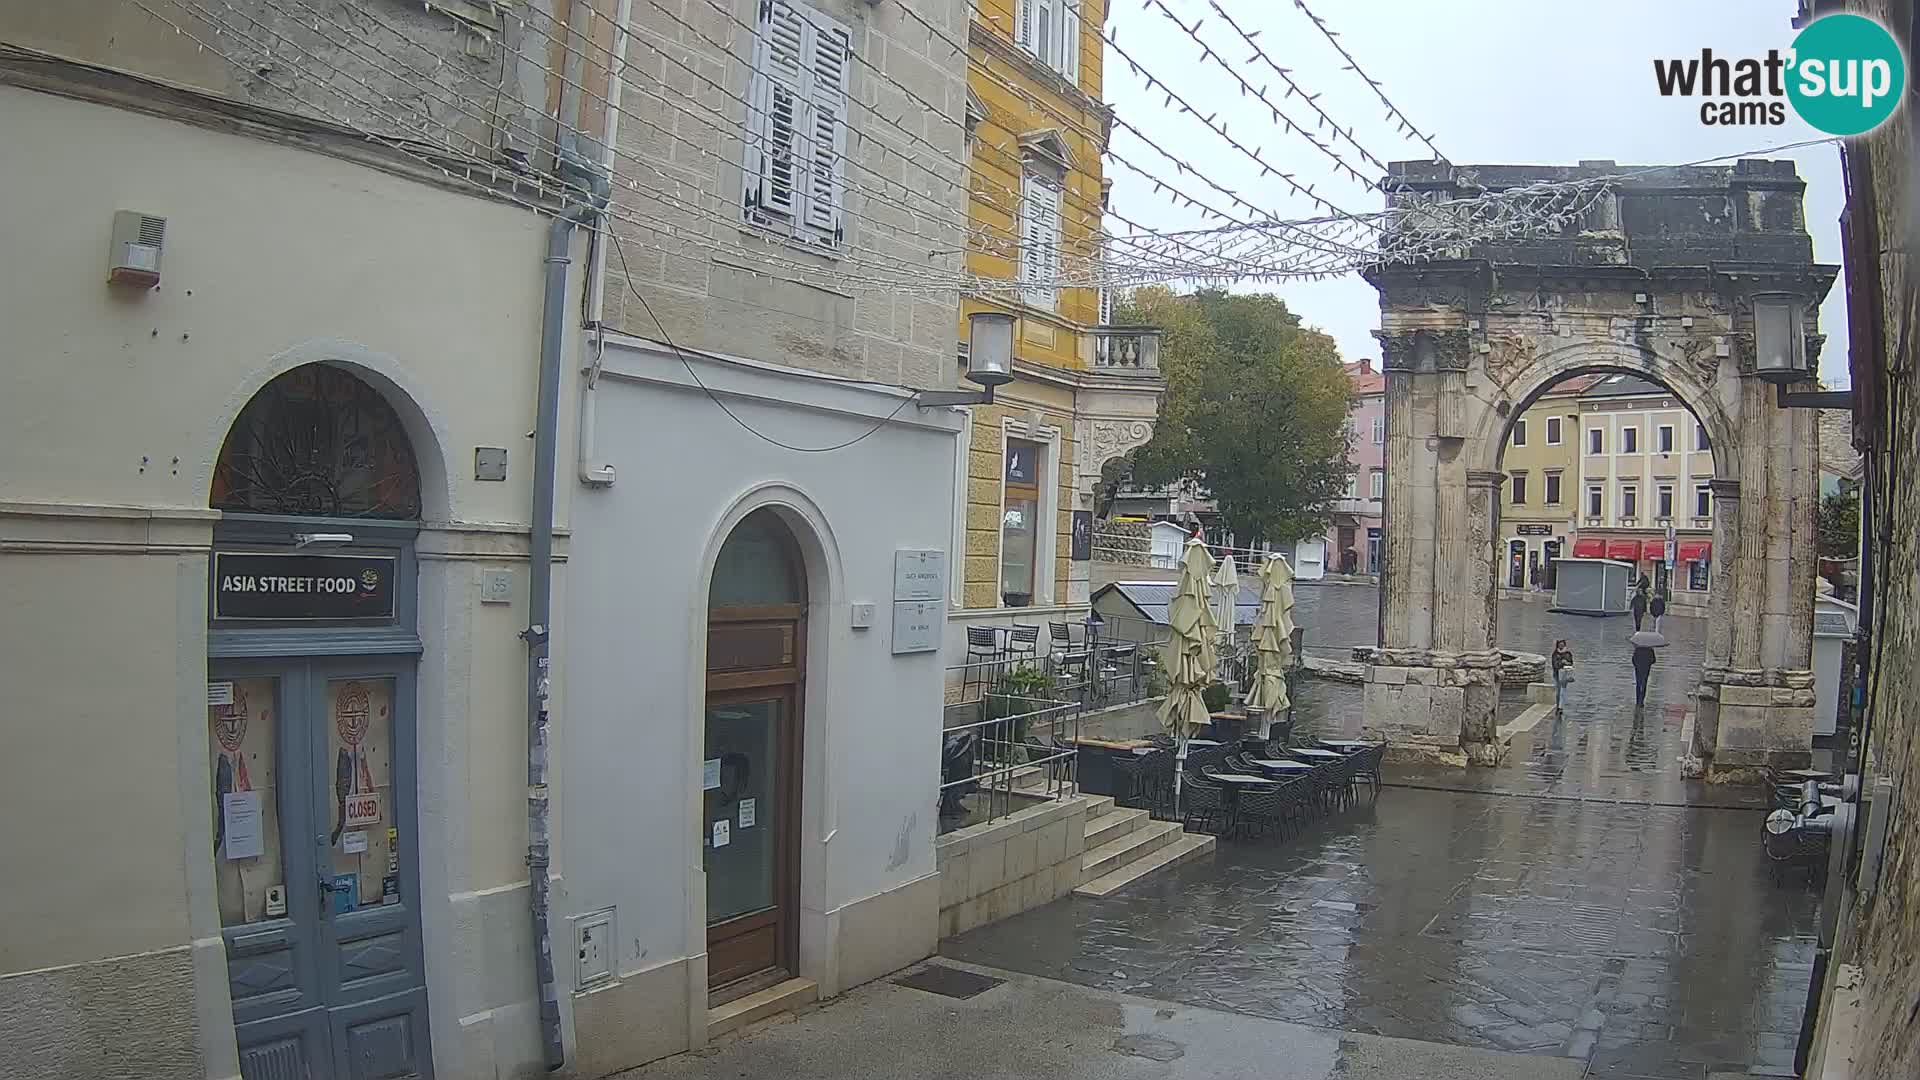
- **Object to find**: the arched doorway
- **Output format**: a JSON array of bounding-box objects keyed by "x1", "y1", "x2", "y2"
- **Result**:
[
  {"x1": 206, "y1": 363, "x2": 433, "y2": 1079},
  {"x1": 703, "y1": 509, "x2": 807, "y2": 998}
]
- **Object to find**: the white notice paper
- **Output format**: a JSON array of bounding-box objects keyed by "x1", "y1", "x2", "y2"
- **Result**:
[
  {"x1": 712, "y1": 819, "x2": 731, "y2": 848},
  {"x1": 738, "y1": 798, "x2": 756, "y2": 828},
  {"x1": 223, "y1": 791, "x2": 263, "y2": 860},
  {"x1": 702, "y1": 758, "x2": 722, "y2": 791},
  {"x1": 341, "y1": 830, "x2": 369, "y2": 854},
  {"x1": 208, "y1": 681, "x2": 234, "y2": 707}
]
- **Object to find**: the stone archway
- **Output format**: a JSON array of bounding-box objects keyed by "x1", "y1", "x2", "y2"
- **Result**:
[{"x1": 1362, "y1": 159, "x2": 1837, "y2": 777}]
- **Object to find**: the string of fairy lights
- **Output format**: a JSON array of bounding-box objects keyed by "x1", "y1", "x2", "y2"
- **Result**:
[{"x1": 111, "y1": 0, "x2": 1822, "y2": 297}]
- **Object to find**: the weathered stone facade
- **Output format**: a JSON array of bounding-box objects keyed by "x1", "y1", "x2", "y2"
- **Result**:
[
  {"x1": 1365, "y1": 159, "x2": 1835, "y2": 774},
  {"x1": 1825, "y1": 3, "x2": 1919, "y2": 1076}
]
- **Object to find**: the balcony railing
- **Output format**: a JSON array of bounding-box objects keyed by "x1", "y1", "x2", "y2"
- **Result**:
[{"x1": 1092, "y1": 326, "x2": 1163, "y2": 372}]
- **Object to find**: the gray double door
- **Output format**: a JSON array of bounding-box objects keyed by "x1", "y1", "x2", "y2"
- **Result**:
[{"x1": 209, "y1": 657, "x2": 431, "y2": 1080}]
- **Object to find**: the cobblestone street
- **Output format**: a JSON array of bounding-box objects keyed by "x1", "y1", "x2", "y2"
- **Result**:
[{"x1": 945, "y1": 588, "x2": 1821, "y2": 1080}]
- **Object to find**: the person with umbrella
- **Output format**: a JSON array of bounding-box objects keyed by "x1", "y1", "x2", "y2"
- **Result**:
[
  {"x1": 1650, "y1": 587, "x2": 1668, "y2": 631},
  {"x1": 1629, "y1": 628, "x2": 1666, "y2": 710}
]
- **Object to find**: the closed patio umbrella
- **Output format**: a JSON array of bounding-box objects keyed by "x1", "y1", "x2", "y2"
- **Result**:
[
  {"x1": 1158, "y1": 538, "x2": 1218, "y2": 813},
  {"x1": 1245, "y1": 554, "x2": 1296, "y2": 736}
]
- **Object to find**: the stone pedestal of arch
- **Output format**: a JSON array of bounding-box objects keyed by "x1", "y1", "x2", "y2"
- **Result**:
[{"x1": 1361, "y1": 159, "x2": 1837, "y2": 779}]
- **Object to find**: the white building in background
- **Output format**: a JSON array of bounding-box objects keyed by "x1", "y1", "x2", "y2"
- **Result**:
[{"x1": 1571, "y1": 374, "x2": 1718, "y2": 608}]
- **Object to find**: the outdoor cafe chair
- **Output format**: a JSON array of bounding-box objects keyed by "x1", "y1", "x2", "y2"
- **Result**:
[
  {"x1": 962, "y1": 625, "x2": 1003, "y2": 700},
  {"x1": 1008, "y1": 622, "x2": 1041, "y2": 664},
  {"x1": 1109, "y1": 750, "x2": 1154, "y2": 811},
  {"x1": 1180, "y1": 773, "x2": 1230, "y2": 834}
]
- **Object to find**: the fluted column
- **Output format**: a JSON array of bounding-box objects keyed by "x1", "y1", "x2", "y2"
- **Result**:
[
  {"x1": 1380, "y1": 370, "x2": 1419, "y2": 650},
  {"x1": 1703, "y1": 479, "x2": 1741, "y2": 673},
  {"x1": 1731, "y1": 384, "x2": 1771, "y2": 671}
]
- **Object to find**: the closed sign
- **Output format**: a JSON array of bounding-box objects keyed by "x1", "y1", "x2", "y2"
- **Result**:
[{"x1": 344, "y1": 791, "x2": 383, "y2": 828}]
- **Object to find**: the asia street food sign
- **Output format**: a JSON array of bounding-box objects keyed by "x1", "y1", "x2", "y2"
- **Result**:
[{"x1": 214, "y1": 552, "x2": 397, "y2": 620}]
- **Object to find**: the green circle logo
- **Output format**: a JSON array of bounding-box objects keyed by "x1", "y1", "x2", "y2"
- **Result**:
[{"x1": 1787, "y1": 14, "x2": 1906, "y2": 135}]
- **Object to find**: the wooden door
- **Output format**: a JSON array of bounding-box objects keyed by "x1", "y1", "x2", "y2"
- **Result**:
[{"x1": 704, "y1": 511, "x2": 806, "y2": 997}]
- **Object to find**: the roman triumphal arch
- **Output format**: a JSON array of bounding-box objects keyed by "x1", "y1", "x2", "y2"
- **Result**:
[{"x1": 1364, "y1": 159, "x2": 1836, "y2": 778}]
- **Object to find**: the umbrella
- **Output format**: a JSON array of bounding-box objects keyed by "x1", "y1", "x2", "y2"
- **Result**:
[
  {"x1": 1210, "y1": 549, "x2": 1240, "y2": 646},
  {"x1": 1629, "y1": 630, "x2": 1669, "y2": 648},
  {"x1": 1245, "y1": 554, "x2": 1296, "y2": 736},
  {"x1": 1157, "y1": 538, "x2": 1218, "y2": 814}
]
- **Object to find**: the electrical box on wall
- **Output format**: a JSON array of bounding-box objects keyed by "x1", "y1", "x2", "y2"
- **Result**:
[
  {"x1": 108, "y1": 210, "x2": 166, "y2": 288},
  {"x1": 573, "y1": 907, "x2": 615, "y2": 989}
]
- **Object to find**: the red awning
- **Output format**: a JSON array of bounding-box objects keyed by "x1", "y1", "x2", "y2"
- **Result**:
[
  {"x1": 1644, "y1": 541, "x2": 1668, "y2": 560},
  {"x1": 1570, "y1": 538, "x2": 1605, "y2": 558},
  {"x1": 1607, "y1": 539, "x2": 1643, "y2": 561},
  {"x1": 1678, "y1": 539, "x2": 1712, "y2": 561}
]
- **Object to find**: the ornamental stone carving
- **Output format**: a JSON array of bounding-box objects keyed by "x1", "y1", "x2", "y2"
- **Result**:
[{"x1": 1087, "y1": 418, "x2": 1154, "y2": 468}]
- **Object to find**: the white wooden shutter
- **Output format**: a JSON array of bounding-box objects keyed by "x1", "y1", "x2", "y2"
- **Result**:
[
  {"x1": 744, "y1": 1, "x2": 807, "y2": 222},
  {"x1": 1016, "y1": 0, "x2": 1034, "y2": 52},
  {"x1": 1061, "y1": 0, "x2": 1079, "y2": 83},
  {"x1": 1035, "y1": 0, "x2": 1055, "y2": 66},
  {"x1": 801, "y1": 18, "x2": 850, "y2": 244},
  {"x1": 1020, "y1": 175, "x2": 1060, "y2": 309}
]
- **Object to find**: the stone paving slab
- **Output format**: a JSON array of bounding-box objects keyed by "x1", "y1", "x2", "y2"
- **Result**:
[{"x1": 615, "y1": 960, "x2": 1585, "y2": 1080}]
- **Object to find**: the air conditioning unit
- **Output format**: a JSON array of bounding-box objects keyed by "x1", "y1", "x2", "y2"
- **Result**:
[{"x1": 108, "y1": 210, "x2": 166, "y2": 288}]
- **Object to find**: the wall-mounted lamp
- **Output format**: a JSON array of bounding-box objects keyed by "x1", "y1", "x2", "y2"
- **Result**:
[
  {"x1": 293, "y1": 532, "x2": 355, "y2": 548},
  {"x1": 1754, "y1": 292, "x2": 1852, "y2": 410},
  {"x1": 917, "y1": 312, "x2": 1014, "y2": 407}
]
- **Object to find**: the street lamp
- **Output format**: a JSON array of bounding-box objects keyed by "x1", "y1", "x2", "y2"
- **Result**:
[
  {"x1": 916, "y1": 311, "x2": 1014, "y2": 407},
  {"x1": 1753, "y1": 293, "x2": 1808, "y2": 384},
  {"x1": 1753, "y1": 292, "x2": 1852, "y2": 410}
]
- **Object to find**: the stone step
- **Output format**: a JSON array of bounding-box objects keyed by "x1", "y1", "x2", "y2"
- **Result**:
[
  {"x1": 1073, "y1": 833, "x2": 1216, "y2": 898},
  {"x1": 707, "y1": 977, "x2": 818, "y2": 1039},
  {"x1": 1079, "y1": 819, "x2": 1182, "y2": 881},
  {"x1": 1081, "y1": 795, "x2": 1116, "y2": 820},
  {"x1": 1083, "y1": 805, "x2": 1148, "y2": 851}
]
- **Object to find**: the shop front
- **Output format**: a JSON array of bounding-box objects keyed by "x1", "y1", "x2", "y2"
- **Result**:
[{"x1": 205, "y1": 365, "x2": 433, "y2": 1079}]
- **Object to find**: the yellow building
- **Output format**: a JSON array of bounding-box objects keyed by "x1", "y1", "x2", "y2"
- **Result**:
[
  {"x1": 1499, "y1": 379, "x2": 1588, "y2": 590},
  {"x1": 947, "y1": 0, "x2": 1164, "y2": 654}
]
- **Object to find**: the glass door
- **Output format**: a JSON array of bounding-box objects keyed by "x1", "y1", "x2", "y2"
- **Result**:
[{"x1": 703, "y1": 688, "x2": 797, "y2": 989}]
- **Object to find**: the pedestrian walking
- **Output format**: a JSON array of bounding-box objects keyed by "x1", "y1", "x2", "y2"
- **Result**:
[
  {"x1": 1631, "y1": 640, "x2": 1658, "y2": 709},
  {"x1": 1651, "y1": 589, "x2": 1667, "y2": 631},
  {"x1": 1550, "y1": 638, "x2": 1575, "y2": 713},
  {"x1": 1630, "y1": 576, "x2": 1651, "y2": 630}
]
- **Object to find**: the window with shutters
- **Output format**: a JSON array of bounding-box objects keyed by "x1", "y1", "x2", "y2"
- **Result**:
[
  {"x1": 742, "y1": 0, "x2": 850, "y2": 248},
  {"x1": 1016, "y1": 0, "x2": 1080, "y2": 84},
  {"x1": 1019, "y1": 173, "x2": 1062, "y2": 310}
]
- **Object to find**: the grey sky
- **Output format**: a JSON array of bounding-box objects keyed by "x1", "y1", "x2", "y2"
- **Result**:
[{"x1": 1104, "y1": 0, "x2": 1850, "y2": 387}]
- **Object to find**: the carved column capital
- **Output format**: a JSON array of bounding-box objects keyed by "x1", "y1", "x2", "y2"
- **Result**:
[
  {"x1": 1466, "y1": 469, "x2": 1507, "y2": 490},
  {"x1": 1377, "y1": 327, "x2": 1472, "y2": 373},
  {"x1": 1709, "y1": 477, "x2": 1742, "y2": 499}
]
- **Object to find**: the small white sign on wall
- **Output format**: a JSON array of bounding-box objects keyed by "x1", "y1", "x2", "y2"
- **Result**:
[
  {"x1": 892, "y1": 599, "x2": 943, "y2": 654},
  {"x1": 893, "y1": 549, "x2": 947, "y2": 602}
]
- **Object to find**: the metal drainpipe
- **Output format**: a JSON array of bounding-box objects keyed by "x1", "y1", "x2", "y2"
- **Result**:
[
  {"x1": 525, "y1": 0, "x2": 599, "y2": 1069},
  {"x1": 526, "y1": 209, "x2": 575, "y2": 1072}
]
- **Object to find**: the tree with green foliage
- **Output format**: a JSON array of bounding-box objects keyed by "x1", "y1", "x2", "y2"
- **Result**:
[
  {"x1": 1817, "y1": 487, "x2": 1861, "y2": 558},
  {"x1": 1111, "y1": 287, "x2": 1354, "y2": 546}
]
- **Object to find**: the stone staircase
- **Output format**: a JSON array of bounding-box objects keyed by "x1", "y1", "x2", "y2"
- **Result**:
[{"x1": 1072, "y1": 797, "x2": 1214, "y2": 897}]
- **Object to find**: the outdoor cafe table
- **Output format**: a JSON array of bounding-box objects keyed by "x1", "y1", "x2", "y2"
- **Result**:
[
  {"x1": 1248, "y1": 759, "x2": 1314, "y2": 773},
  {"x1": 1317, "y1": 740, "x2": 1372, "y2": 752},
  {"x1": 1290, "y1": 747, "x2": 1342, "y2": 760}
]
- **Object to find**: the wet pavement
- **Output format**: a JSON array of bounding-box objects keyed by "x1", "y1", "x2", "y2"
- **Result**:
[
  {"x1": 948, "y1": 589, "x2": 1819, "y2": 1079},
  {"x1": 944, "y1": 787, "x2": 1820, "y2": 1079},
  {"x1": 621, "y1": 960, "x2": 1588, "y2": 1080},
  {"x1": 1285, "y1": 588, "x2": 1782, "y2": 808}
]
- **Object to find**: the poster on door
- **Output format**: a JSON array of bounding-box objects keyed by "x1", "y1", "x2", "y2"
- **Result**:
[
  {"x1": 208, "y1": 677, "x2": 283, "y2": 926},
  {"x1": 328, "y1": 678, "x2": 397, "y2": 910}
]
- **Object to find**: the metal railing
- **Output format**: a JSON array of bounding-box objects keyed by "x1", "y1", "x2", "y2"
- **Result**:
[{"x1": 939, "y1": 618, "x2": 1174, "y2": 833}]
